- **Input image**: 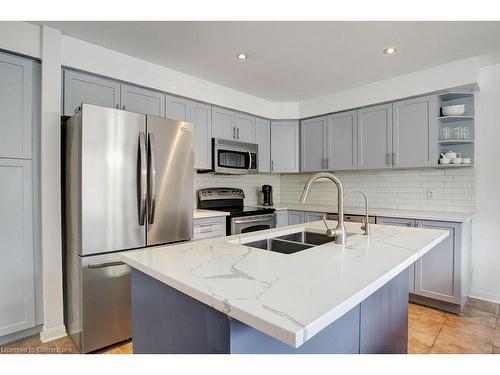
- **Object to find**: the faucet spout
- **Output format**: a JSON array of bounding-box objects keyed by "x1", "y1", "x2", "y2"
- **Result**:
[{"x1": 300, "y1": 172, "x2": 347, "y2": 245}]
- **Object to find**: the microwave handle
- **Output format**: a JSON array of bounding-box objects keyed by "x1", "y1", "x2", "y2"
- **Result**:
[{"x1": 247, "y1": 151, "x2": 252, "y2": 173}]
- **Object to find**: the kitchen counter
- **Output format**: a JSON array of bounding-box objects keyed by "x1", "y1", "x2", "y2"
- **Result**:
[
  {"x1": 193, "y1": 209, "x2": 230, "y2": 219},
  {"x1": 122, "y1": 220, "x2": 448, "y2": 351},
  {"x1": 262, "y1": 203, "x2": 474, "y2": 223}
]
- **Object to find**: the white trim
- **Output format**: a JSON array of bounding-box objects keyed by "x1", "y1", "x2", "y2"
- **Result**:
[
  {"x1": 39, "y1": 325, "x2": 67, "y2": 343},
  {"x1": 468, "y1": 292, "x2": 500, "y2": 305}
]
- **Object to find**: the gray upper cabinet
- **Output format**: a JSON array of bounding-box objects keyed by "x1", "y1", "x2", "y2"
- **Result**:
[
  {"x1": 63, "y1": 70, "x2": 120, "y2": 116},
  {"x1": 191, "y1": 101, "x2": 212, "y2": 170},
  {"x1": 301, "y1": 117, "x2": 327, "y2": 172},
  {"x1": 327, "y1": 110, "x2": 358, "y2": 170},
  {"x1": 121, "y1": 84, "x2": 165, "y2": 117},
  {"x1": 415, "y1": 220, "x2": 461, "y2": 304},
  {"x1": 0, "y1": 52, "x2": 33, "y2": 159},
  {"x1": 357, "y1": 104, "x2": 393, "y2": 169},
  {"x1": 212, "y1": 107, "x2": 235, "y2": 140},
  {"x1": 166, "y1": 95, "x2": 190, "y2": 121},
  {"x1": 271, "y1": 121, "x2": 299, "y2": 173},
  {"x1": 392, "y1": 95, "x2": 437, "y2": 168},
  {"x1": 0, "y1": 159, "x2": 35, "y2": 336},
  {"x1": 255, "y1": 118, "x2": 271, "y2": 173},
  {"x1": 304, "y1": 211, "x2": 326, "y2": 223},
  {"x1": 235, "y1": 113, "x2": 256, "y2": 143}
]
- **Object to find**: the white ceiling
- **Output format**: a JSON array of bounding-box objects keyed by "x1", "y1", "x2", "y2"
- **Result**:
[{"x1": 36, "y1": 21, "x2": 500, "y2": 102}]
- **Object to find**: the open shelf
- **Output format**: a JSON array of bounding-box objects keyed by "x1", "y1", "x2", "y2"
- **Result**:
[
  {"x1": 438, "y1": 115, "x2": 474, "y2": 123},
  {"x1": 438, "y1": 91, "x2": 474, "y2": 101},
  {"x1": 438, "y1": 140, "x2": 475, "y2": 145},
  {"x1": 438, "y1": 163, "x2": 474, "y2": 168}
]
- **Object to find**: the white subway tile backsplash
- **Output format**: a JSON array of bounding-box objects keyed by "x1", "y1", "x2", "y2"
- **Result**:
[{"x1": 279, "y1": 168, "x2": 475, "y2": 214}]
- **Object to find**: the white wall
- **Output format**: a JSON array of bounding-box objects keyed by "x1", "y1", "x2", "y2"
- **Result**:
[
  {"x1": 280, "y1": 168, "x2": 475, "y2": 213},
  {"x1": 39, "y1": 26, "x2": 66, "y2": 342},
  {"x1": 299, "y1": 57, "x2": 480, "y2": 118},
  {"x1": 61, "y1": 35, "x2": 299, "y2": 119},
  {"x1": 0, "y1": 21, "x2": 41, "y2": 59},
  {"x1": 469, "y1": 63, "x2": 500, "y2": 303}
]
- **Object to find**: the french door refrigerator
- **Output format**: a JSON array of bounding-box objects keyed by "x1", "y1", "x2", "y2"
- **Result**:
[{"x1": 64, "y1": 104, "x2": 193, "y2": 353}]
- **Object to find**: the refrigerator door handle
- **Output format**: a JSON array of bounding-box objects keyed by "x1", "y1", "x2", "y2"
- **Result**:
[
  {"x1": 148, "y1": 133, "x2": 157, "y2": 225},
  {"x1": 138, "y1": 132, "x2": 147, "y2": 226}
]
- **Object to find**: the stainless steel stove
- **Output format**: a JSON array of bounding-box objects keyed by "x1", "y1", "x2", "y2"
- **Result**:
[{"x1": 197, "y1": 188, "x2": 276, "y2": 235}]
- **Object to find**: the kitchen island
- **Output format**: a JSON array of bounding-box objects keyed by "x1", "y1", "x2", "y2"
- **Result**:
[{"x1": 121, "y1": 220, "x2": 448, "y2": 354}]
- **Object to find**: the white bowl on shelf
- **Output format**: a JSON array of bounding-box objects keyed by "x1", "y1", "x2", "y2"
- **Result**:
[{"x1": 441, "y1": 104, "x2": 465, "y2": 116}]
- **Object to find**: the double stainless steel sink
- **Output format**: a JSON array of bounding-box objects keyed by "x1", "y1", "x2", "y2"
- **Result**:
[{"x1": 243, "y1": 230, "x2": 356, "y2": 255}]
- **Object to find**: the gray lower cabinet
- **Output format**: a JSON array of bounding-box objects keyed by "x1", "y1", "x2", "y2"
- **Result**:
[
  {"x1": 270, "y1": 121, "x2": 299, "y2": 173},
  {"x1": 121, "y1": 83, "x2": 165, "y2": 116},
  {"x1": 166, "y1": 95, "x2": 190, "y2": 121},
  {"x1": 288, "y1": 210, "x2": 305, "y2": 225},
  {"x1": 276, "y1": 211, "x2": 288, "y2": 227},
  {"x1": 376, "y1": 216, "x2": 466, "y2": 310},
  {"x1": 415, "y1": 220, "x2": 461, "y2": 304},
  {"x1": 193, "y1": 217, "x2": 226, "y2": 240},
  {"x1": 327, "y1": 110, "x2": 358, "y2": 171},
  {"x1": 305, "y1": 211, "x2": 326, "y2": 223},
  {"x1": 392, "y1": 95, "x2": 437, "y2": 168},
  {"x1": 190, "y1": 101, "x2": 212, "y2": 170},
  {"x1": 357, "y1": 104, "x2": 393, "y2": 169},
  {"x1": 0, "y1": 159, "x2": 35, "y2": 337},
  {"x1": 376, "y1": 217, "x2": 416, "y2": 293},
  {"x1": 300, "y1": 116, "x2": 327, "y2": 172},
  {"x1": 255, "y1": 118, "x2": 271, "y2": 173},
  {"x1": 0, "y1": 51, "x2": 33, "y2": 159},
  {"x1": 63, "y1": 69, "x2": 121, "y2": 116}
]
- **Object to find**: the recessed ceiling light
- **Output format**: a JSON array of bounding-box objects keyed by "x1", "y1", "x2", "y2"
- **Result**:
[
  {"x1": 236, "y1": 53, "x2": 249, "y2": 60},
  {"x1": 383, "y1": 47, "x2": 397, "y2": 55}
]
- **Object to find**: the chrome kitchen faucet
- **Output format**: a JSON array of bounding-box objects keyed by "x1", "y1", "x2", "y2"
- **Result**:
[{"x1": 299, "y1": 172, "x2": 347, "y2": 245}]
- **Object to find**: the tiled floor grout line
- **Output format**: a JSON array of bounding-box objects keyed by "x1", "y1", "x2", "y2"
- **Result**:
[{"x1": 428, "y1": 312, "x2": 448, "y2": 352}]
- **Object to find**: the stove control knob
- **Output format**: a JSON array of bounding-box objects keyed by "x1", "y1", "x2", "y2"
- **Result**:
[
  {"x1": 202, "y1": 192, "x2": 206, "y2": 196},
  {"x1": 208, "y1": 192, "x2": 212, "y2": 196}
]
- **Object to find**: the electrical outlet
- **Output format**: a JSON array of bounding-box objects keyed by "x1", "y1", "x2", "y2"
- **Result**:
[{"x1": 427, "y1": 188, "x2": 435, "y2": 200}]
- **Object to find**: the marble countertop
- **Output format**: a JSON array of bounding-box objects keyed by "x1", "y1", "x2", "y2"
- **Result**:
[
  {"x1": 122, "y1": 220, "x2": 448, "y2": 348},
  {"x1": 194, "y1": 209, "x2": 230, "y2": 219},
  {"x1": 262, "y1": 203, "x2": 474, "y2": 223}
]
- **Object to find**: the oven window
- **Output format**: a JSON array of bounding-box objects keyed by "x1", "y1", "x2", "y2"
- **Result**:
[
  {"x1": 217, "y1": 150, "x2": 249, "y2": 169},
  {"x1": 240, "y1": 225, "x2": 271, "y2": 234}
]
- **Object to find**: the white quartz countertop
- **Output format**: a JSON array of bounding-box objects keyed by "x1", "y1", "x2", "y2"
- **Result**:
[
  {"x1": 122, "y1": 220, "x2": 448, "y2": 348},
  {"x1": 263, "y1": 203, "x2": 474, "y2": 223},
  {"x1": 194, "y1": 209, "x2": 230, "y2": 219}
]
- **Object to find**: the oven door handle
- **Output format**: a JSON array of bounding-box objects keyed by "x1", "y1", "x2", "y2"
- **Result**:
[{"x1": 233, "y1": 215, "x2": 276, "y2": 224}]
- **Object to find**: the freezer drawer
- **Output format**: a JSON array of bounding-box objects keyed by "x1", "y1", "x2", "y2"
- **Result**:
[{"x1": 67, "y1": 252, "x2": 131, "y2": 353}]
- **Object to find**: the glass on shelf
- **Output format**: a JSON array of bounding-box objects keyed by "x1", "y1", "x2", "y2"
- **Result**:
[{"x1": 440, "y1": 126, "x2": 451, "y2": 140}]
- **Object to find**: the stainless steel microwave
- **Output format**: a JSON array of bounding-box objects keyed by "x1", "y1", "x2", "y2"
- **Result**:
[{"x1": 212, "y1": 138, "x2": 258, "y2": 174}]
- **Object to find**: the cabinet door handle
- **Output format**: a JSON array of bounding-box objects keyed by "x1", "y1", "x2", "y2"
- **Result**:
[
  {"x1": 271, "y1": 160, "x2": 274, "y2": 172},
  {"x1": 393, "y1": 152, "x2": 398, "y2": 166},
  {"x1": 386, "y1": 152, "x2": 391, "y2": 166},
  {"x1": 236, "y1": 127, "x2": 240, "y2": 139},
  {"x1": 115, "y1": 104, "x2": 119, "y2": 109},
  {"x1": 233, "y1": 127, "x2": 236, "y2": 139},
  {"x1": 122, "y1": 105, "x2": 126, "y2": 110}
]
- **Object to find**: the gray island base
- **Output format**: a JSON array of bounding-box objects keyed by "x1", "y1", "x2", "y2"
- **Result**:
[{"x1": 131, "y1": 268, "x2": 409, "y2": 354}]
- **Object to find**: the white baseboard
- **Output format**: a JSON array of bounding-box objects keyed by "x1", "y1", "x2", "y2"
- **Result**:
[
  {"x1": 39, "y1": 324, "x2": 67, "y2": 343},
  {"x1": 469, "y1": 291, "x2": 500, "y2": 305}
]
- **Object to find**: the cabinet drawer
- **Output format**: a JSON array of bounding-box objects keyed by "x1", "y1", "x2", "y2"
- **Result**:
[{"x1": 193, "y1": 217, "x2": 226, "y2": 239}]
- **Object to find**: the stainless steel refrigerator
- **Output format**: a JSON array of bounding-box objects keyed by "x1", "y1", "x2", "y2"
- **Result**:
[{"x1": 64, "y1": 103, "x2": 193, "y2": 353}]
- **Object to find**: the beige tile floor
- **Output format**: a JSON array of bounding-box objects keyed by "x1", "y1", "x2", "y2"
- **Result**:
[{"x1": 2, "y1": 299, "x2": 499, "y2": 354}]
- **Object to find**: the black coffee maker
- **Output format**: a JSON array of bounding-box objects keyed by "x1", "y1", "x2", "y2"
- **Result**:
[{"x1": 262, "y1": 185, "x2": 273, "y2": 206}]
